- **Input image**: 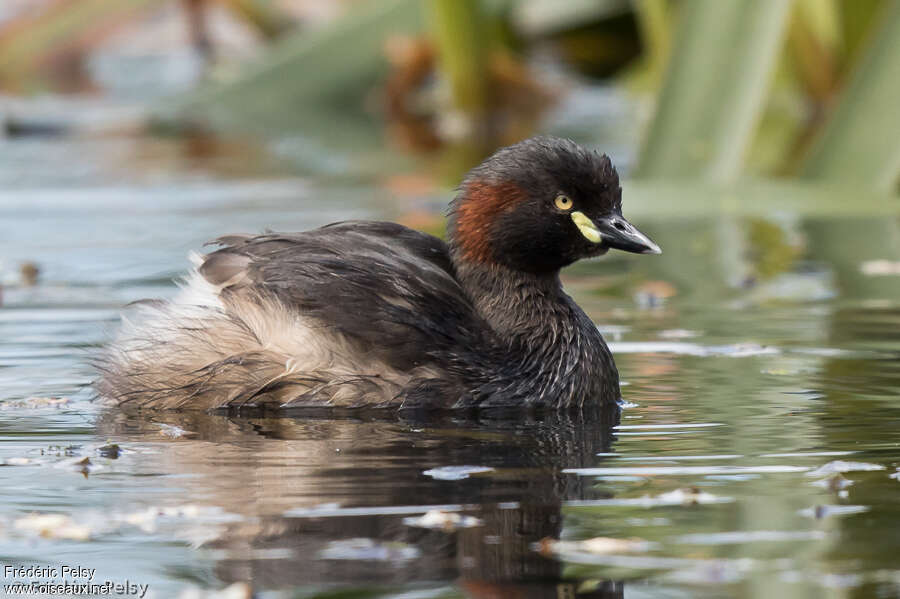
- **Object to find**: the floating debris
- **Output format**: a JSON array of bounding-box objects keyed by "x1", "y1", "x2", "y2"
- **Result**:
[
  {"x1": 285, "y1": 503, "x2": 470, "y2": 518},
  {"x1": 0, "y1": 396, "x2": 70, "y2": 410},
  {"x1": 96, "y1": 443, "x2": 122, "y2": 459},
  {"x1": 566, "y1": 488, "x2": 731, "y2": 507},
  {"x1": 318, "y1": 538, "x2": 420, "y2": 561},
  {"x1": 662, "y1": 559, "x2": 753, "y2": 585},
  {"x1": 596, "y1": 324, "x2": 630, "y2": 342},
  {"x1": 537, "y1": 535, "x2": 654, "y2": 558},
  {"x1": 805, "y1": 461, "x2": 885, "y2": 477},
  {"x1": 158, "y1": 423, "x2": 193, "y2": 438},
  {"x1": 3, "y1": 443, "x2": 123, "y2": 471},
  {"x1": 565, "y1": 465, "x2": 806, "y2": 476},
  {"x1": 657, "y1": 487, "x2": 719, "y2": 506},
  {"x1": 704, "y1": 474, "x2": 760, "y2": 482},
  {"x1": 674, "y1": 530, "x2": 827, "y2": 545},
  {"x1": 811, "y1": 474, "x2": 853, "y2": 492},
  {"x1": 117, "y1": 504, "x2": 242, "y2": 534},
  {"x1": 658, "y1": 328, "x2": 701, "y2": 339},
  {"x1": 422, "y1": 465, "x2": 494, "y2": 480},
  {"x1": 402, "y1": 510, "x2": 482, "y2": 531},
  {"x1": 54, "y1": 456, "x2": 95, "y2": 477},
  {"x1": 13, "y1": 513, "x2": 92, "y2": 541},
  {"x1": 44, "y1": 445, "x2": 79, "y2": 457},
  {"x1": 608, "y1": 342, "x2": 779, "y2": 358},
  {"x1": 594, "y1": 475, "x2": 645, "y2": 482},
  {"x1": 860, "y1": 260, "x2": 900, "y2": 276},
  {"x1": 799, "y1": 505, "x2": 869, "y2": 519},
  {"x1": 761, "y1": 366, "x2": 808, "y2": 376},
  {"x1": 624, "y1": 517, "x2": 671, "y2": 527},
  {"x1": 6, "y1": 503, "x2": 244, "y2": 547},
  {"x1": 19, "y1": 262, "x2": 40, "y2": 286}
]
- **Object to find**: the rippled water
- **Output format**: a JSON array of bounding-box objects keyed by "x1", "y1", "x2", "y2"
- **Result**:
[{"x1": 2, "y1": 120, "x2": 900, "y2": 598}]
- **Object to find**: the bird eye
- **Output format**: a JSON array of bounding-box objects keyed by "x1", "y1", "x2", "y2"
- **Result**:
[{"x1": 554, "y1": 195, "x2": 573, "y2": 211}]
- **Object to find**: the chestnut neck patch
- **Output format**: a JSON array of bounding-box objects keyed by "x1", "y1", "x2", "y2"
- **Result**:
[{"x1": 450, "y1": 181, "x2": 528, "y2": 264}]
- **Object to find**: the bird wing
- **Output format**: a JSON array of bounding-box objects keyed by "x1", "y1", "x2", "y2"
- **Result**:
[{"x1": 198, "y1": 221, "x2": 490, "y2": 373}]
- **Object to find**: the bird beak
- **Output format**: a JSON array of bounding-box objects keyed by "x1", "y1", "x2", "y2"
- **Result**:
[{"x1": 571, "y1": 211, "x2": 661, "y2": 255}]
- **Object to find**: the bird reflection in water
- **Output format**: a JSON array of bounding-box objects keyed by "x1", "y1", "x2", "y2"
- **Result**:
[{"x1": 97, "y1": 405, "x2": 623, "y2": 598}]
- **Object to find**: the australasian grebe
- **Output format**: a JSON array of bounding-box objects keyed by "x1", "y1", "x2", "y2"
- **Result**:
[{"x1": 97, "y1": 137, "x2": 660, "y2": 412}]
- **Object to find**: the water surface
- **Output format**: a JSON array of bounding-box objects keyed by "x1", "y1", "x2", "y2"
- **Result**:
[{"x1": 1, "y1": 111, "x2": 900, "y2": 599}]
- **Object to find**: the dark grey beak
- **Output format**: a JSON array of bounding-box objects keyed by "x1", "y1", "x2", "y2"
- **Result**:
[{"x1": 595, "y1": 215, "x2": 662, "y2": 255}]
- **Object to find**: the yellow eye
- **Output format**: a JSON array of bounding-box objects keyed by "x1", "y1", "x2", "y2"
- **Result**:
[{"x1": 554, "y1": 195, "x2": 573, "y2": 211}]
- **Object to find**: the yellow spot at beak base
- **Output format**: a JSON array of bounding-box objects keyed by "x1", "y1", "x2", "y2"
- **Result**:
[{"x1": 571, "y1": 211, "x2": 602, "y2": 243}]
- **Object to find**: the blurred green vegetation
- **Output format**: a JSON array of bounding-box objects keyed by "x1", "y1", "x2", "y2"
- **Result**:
[
  {"x1": 633, "y1": 0, "x2": 794, "y2": 182},
  {"x1": 799, "y1": 0, "x2": 900, "y2": 191},
  {"x1": 0, "y1": 0, "x2": 898, "y2": 192},
  {"x1": 0, "y1": 0, "x2": 161, "y2": 93},
  {"x1": 636, "y1": 0, "x2": 900, "y2": 191}
]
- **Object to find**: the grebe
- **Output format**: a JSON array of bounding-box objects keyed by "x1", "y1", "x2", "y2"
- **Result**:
[{"x1": 97, "y1": 137, "x2": 660, "y2": 412}]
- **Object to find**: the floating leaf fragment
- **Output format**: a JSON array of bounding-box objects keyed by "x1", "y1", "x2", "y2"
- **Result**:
[
  {"x1": 318, "y1": 537, "x2": 420, "y2": 561},
  {"x1": 537, "y1": 535, "x2": 654, "y2": 558},
  {"x1": 657, "y1": 487, "x2": 717, "y2": 505},
  {"x1": 658, "y1": 328, "x2": 700, "y2": 339},
  {"x1": 14, "y1": 513, "x2": 92, "y2": 541},
  {"x1": 54, "y1": 456, "x2": 96, "y2": 477},
  {"x1": 805, "y1": 461, "x2": 885, "y2": 477},
  {"x1": 860, "y1": 260, "x2": 900, "y2": 276},
  {"x1": 402, "y1": 510, "x2": 482, "y2": 530},
  {"x1": 608, "y1": 342, "x2": 779, "y2": 357},
  {"x1": 97, "y1": 443, "x2": 121, "y2": 459},
  {"x1": 674, "y1": 530, "x2": 827, "y2": 544},
  {"x1": 811, "y1": 474, "x2": 853, "y2": 491},
  {"x1": 117, "y1": 504, "x2": 242, "y2": 534},
  {"x1": 566, "y1": 488, "x2": 732, "y2": 507},
  {"x1": 0, "y1": 396, "x2": 70, "y2": 410},
  {"x1": 158, "y1": 424, "x2": 193, "y2": 438},
  {"x1": 799, "y1": 504, "x2": 869, "y2": 519},
  {"x1": 423, "y1": 465, "x2": 493, "y2": 480},
  {"x1": 565, "y1": 465, "x2": 804, "y2": 476}
]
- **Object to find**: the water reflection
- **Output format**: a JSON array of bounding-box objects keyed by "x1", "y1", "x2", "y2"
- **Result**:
[
  {"x1": 4, "y1": 123, "x2": 900, "y2": 597},
  {"x1": 96, "y1": 408, "x2": 623, "y2": 596}
]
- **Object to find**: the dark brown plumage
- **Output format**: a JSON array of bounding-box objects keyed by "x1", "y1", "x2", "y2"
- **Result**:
[{"x1": 95, "y1": 137, "x2": 660, "y2": 412}]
